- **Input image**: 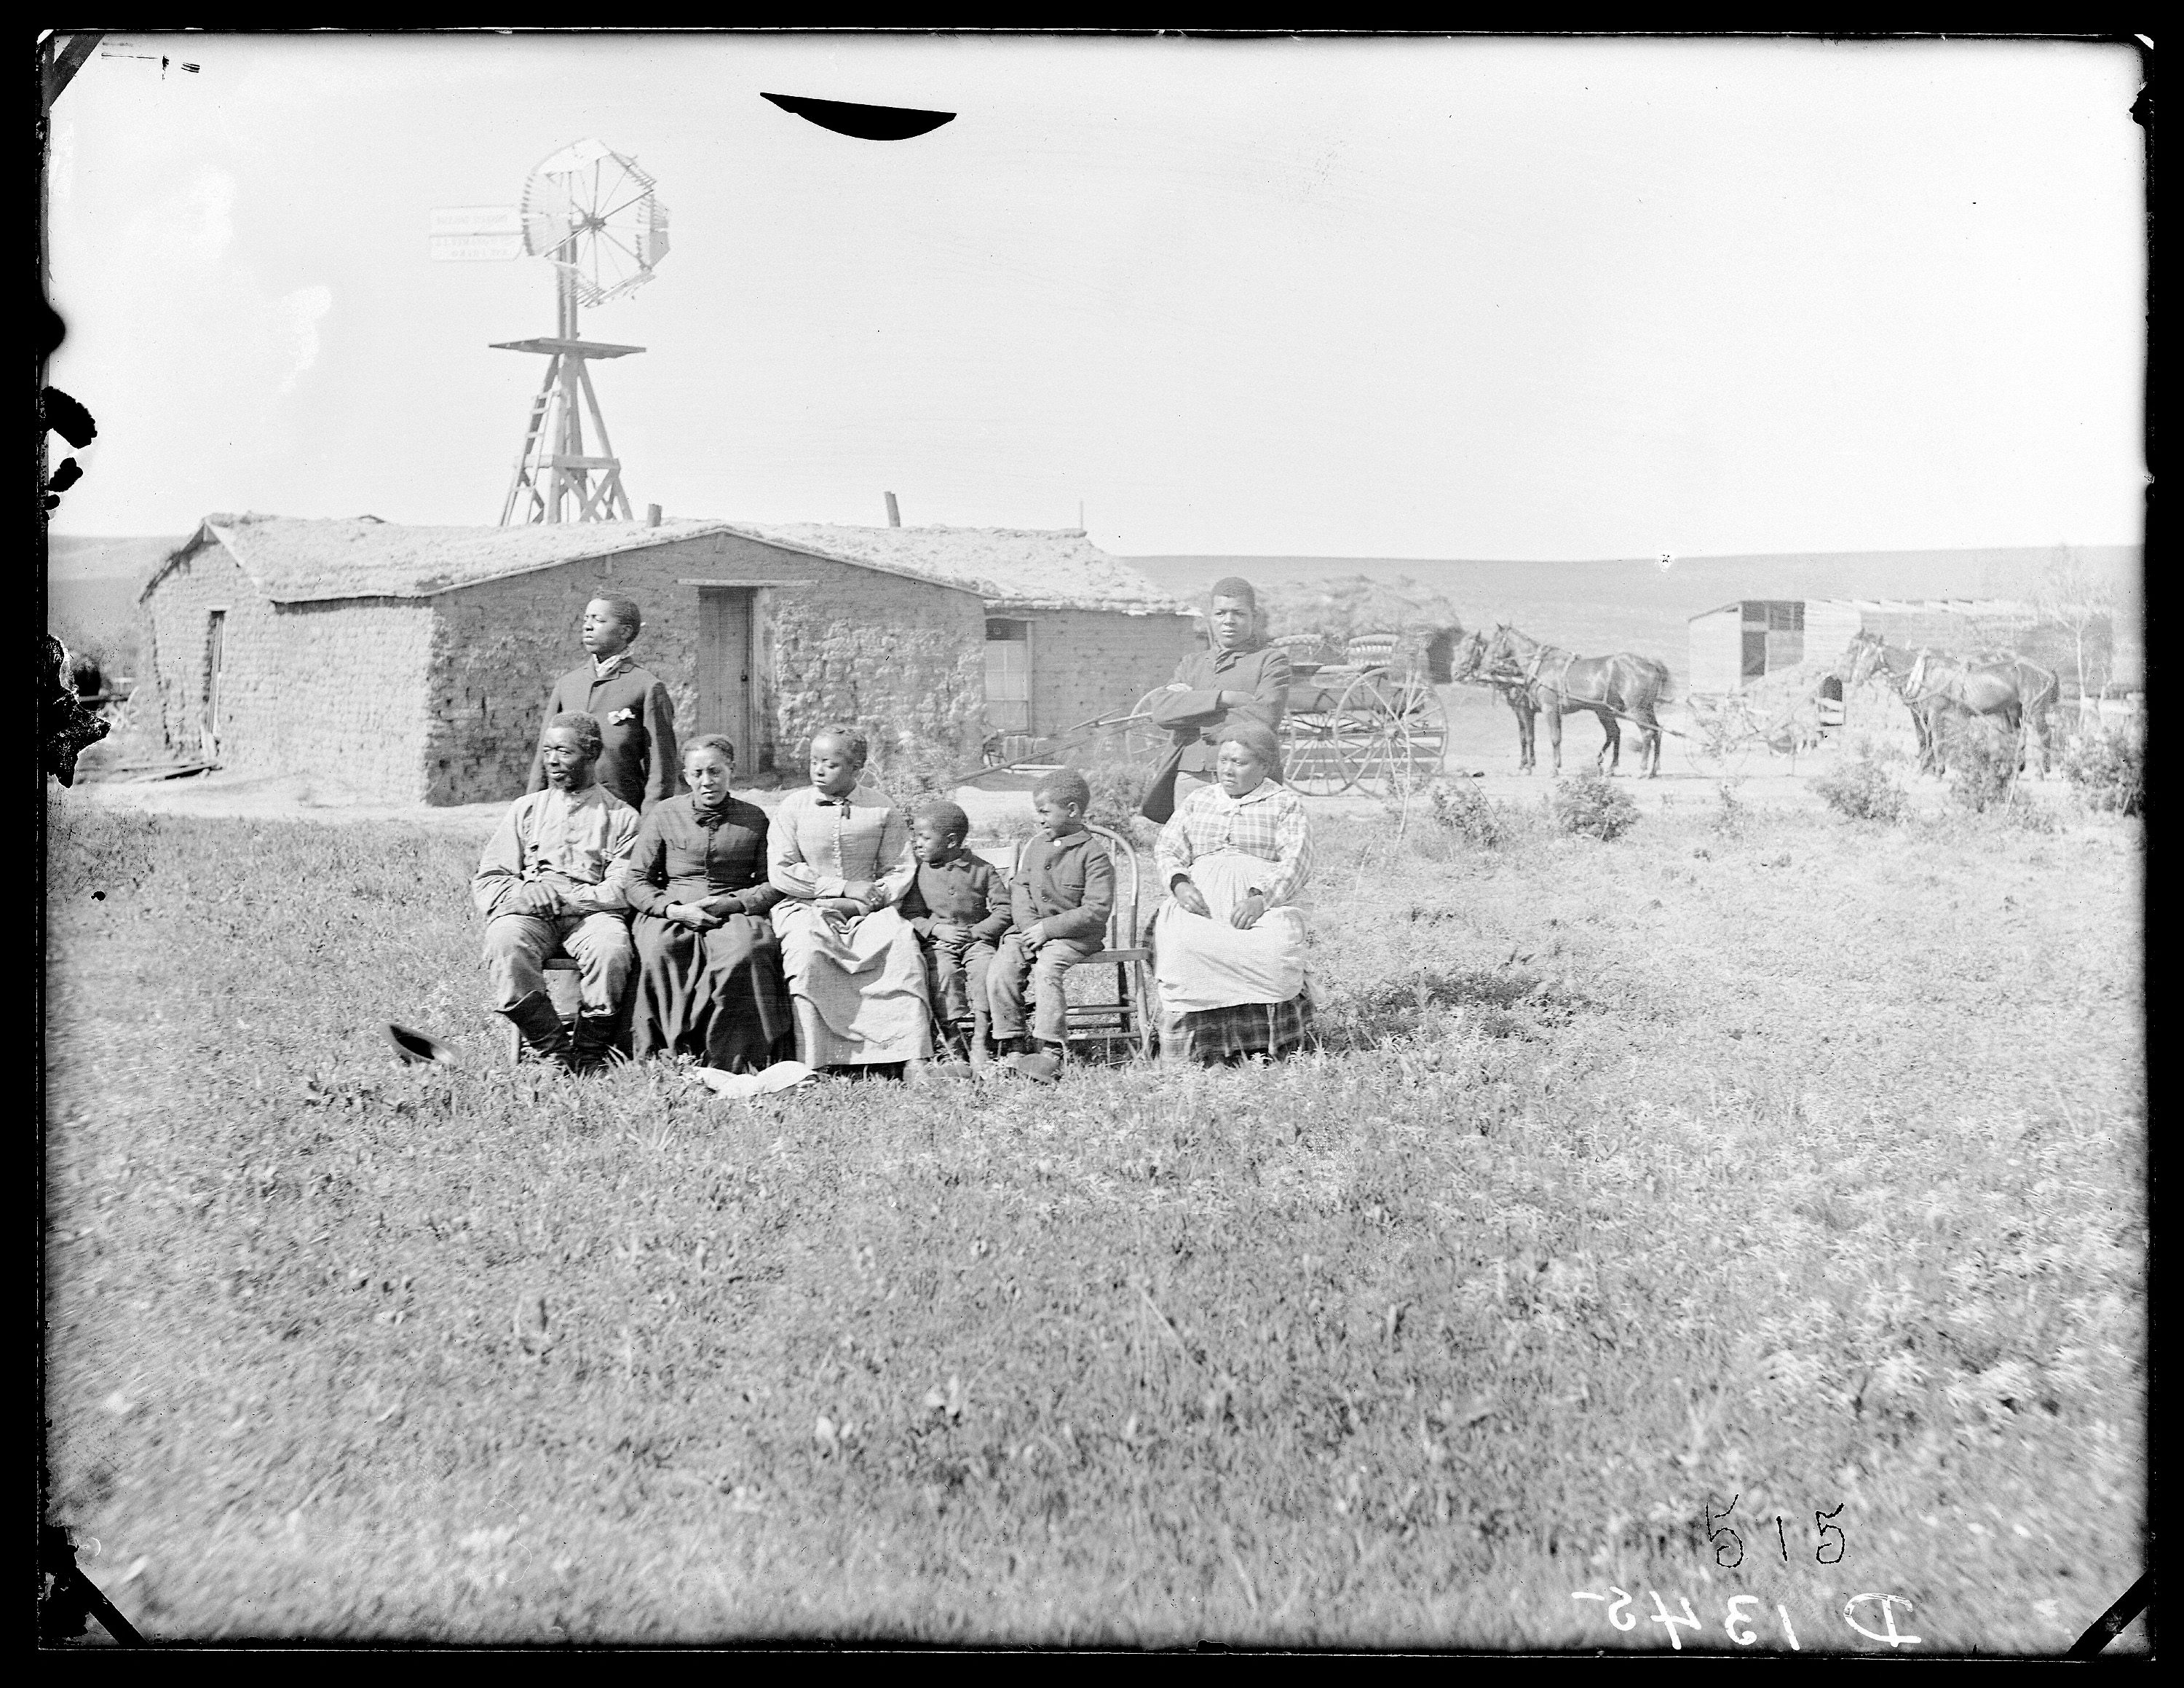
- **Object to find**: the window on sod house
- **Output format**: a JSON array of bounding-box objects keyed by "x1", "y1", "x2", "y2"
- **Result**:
[{"x1": 984, "y1": 618, "x2": 1031, "y2": 733}]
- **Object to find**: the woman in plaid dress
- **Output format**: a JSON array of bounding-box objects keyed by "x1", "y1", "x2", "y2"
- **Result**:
[{"x1": 1150, "y1": 719, "x2": 1316, "y2": 1065}]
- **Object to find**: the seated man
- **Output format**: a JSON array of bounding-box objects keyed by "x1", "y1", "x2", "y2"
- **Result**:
[
  {"x1": 987, "y1": 768, "x2": 1115, "y2": 1078},
  {"x1": 473, "y1": 711, "x2": 641, "y2": 1071}
]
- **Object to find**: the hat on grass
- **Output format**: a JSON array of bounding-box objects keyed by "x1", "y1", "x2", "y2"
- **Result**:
[{"x1": 386, "y1": 1023, "x2": 457, "y2": 1066}]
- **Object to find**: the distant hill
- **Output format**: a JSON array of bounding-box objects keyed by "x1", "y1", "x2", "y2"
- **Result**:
[
  {"x1": 1124, "y1": 544, "x2": 2142, "y2": 688},
  {"x1": 47, "y1": 534, "x2": 186, "y2": 583},
  {"x1": 44, "y1": 535, "x2": 182, "y2": 671}
]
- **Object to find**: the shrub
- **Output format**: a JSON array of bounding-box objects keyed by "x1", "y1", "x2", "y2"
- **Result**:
[
  {"x1": 2062, "y1": 725, "x2": 2144, "y2": 816},
  {"x1": 1944, "y1": 719, "x2": 2022, "y2": 816},
  {"x1": 1551, "y1": 770, "x2": 1639, "y2": 841},
  {"x1": 868, "y1": 732, "x2": 966, "y2": 805},
  {"x1": 1422, "y1": 776, "x2": 1507, "y2": 851},
  {"x1": 1084, "y1": 759, "x2": 1155, "y2": 834},
  {"x1": 1713, "y1": 778, "x2": 1750, "y2": 838},
  {"x1": 1812, "y1": 753, "x2": 1910, "y2": 824}
]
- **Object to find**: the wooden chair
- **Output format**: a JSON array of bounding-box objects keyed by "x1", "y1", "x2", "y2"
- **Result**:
[{"x1": 1010, "y1": 821, "x2": 1155, "y2": 1061}]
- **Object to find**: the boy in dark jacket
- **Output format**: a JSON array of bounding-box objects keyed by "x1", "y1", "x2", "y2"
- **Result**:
[
  {"x1": 901, "y1": 800, "x2": 1012, "y2": 1063},
  {"x1": 527, "y1": 595, "x2": 679, "y2": 815},
  {"x1": 987, "y1": 769, "x2": 1115, "y2": 1077}
]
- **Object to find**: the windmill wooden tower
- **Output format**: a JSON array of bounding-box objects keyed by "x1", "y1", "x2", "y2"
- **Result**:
[{"x1": 494, "y1": 140, "x2": 670, "y2": 525}]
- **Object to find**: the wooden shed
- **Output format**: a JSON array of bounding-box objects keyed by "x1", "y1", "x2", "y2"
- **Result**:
[
  {"x1": 1679, "y1": 598, "x2": 2115, "y2": 695},
  {"x1": 137, "y1": 514, "x2": 1196, "y2": 805}
]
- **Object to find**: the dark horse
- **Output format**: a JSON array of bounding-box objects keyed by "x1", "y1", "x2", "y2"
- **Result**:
[
  {"x1": 1841, "y1": 631, "x2": 2058, "y2": 777},
  {"x1": 1449, "y1": 628, "x2": 1546, "y2": 771},
  {"x1": 1478, "y1": 624, "x2": 1674, "y2": 777}
]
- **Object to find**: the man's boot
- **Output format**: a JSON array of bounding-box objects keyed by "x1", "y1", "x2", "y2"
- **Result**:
[
  {"x1": 505, "y1": 990, "x2": 571, "y2": 1070},
  {"x1": 567, "y1": 1011, "x2": 622, "y2": 1074}
]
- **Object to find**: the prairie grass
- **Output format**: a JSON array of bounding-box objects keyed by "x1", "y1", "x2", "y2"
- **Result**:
[{"x1": 43, "y1": 791, "x2": 2144, "y2": 1649}]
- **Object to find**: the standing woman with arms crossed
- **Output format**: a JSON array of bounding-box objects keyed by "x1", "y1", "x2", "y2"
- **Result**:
[{"x1": 1142, "y1": 576, "x2": 1291, "y2": 822}]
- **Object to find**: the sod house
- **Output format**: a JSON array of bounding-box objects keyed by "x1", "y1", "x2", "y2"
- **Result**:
[{"x1": 137, "y1": 514, "x2": 1198, "y2": 805}]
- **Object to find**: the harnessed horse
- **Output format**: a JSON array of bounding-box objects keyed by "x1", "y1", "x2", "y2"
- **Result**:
[
  {"x1": 1842, "y1": 632, "x2": 2057, "y2": 777},
  {"x1": 1449, "y1": 628, "x2": 1546, "y2": 773},
  {"x1": 1478, "y1": 624, "x2": 1674, "y2": 778}
]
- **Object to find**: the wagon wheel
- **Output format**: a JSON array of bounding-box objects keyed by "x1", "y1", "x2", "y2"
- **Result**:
[
  {"x1": 1339, "y1": 674, "x2": 1417, "y2": 797},
  {"x1": 1382, "y1": 675, "x2": 1447, "y2": 788},
  {"x1": 1119, "y1": 687, "x2": 1173, "y2": 765},
  {"x1": 1283, "y1": 682, "x2": 1367, "y2": 794},
  {"x1": 1674, "y1": 704, "x2": 1754, "y2": 778}
]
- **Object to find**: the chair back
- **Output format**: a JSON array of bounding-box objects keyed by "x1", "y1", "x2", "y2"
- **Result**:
[{"x1": 1011, "y1": 821, "x2": 1139, "y2": 953}]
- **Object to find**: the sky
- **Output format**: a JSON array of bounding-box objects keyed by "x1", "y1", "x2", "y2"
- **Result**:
[{"x1": 44, "y1": 32, "x2": 2148, "y2": 559}]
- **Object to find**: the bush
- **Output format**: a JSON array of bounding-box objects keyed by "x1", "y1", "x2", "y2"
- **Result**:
[
  {"x1": 1084, "y1": 760, "x2": 1156, "y2": 834},
  {"x1": 868, "y1": 731, "x2": 967, "y2": 805},
  {"x1": 1812, "y1": 754, "x2": 1910, "y2": 824},
  {"x1": 2063, "y1": 725, "x2": 2143, "y2": 816},
  {"x1": 1944, "y1": 719, "x2": 2022, "y2": 816},
  {"x1": 1713, "y1": 778, "x2": 1751, "y2": 838},
  {"x1": 1551, "y1": 770, "x2": 1639, "y2": 841},
  {"x1": 1420, "y1": 776, "x2": 1507, "y2": 851}
]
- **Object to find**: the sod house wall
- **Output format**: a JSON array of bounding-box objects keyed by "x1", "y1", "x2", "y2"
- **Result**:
[
  {"x1": 140, "y1": 539, "x2": 438, "y2": 798},
  {"x1": 1012, "y1": 608, "x2": 1200, "y2": 746},
  {"x1": 424, "y1": 531, "x2": 984, "y2": 805}
]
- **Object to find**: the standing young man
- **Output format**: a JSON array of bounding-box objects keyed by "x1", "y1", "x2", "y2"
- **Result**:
[
  {"x1": 528, "y1": 596, "x2": 678, "y2": 815},
  {"x1": 1152, "y1": 576, "x2": 1292, "y2": 800}
]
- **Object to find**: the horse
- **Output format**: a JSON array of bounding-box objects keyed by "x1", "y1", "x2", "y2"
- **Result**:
[
  {"x1": 1449, "y1": 628, "x2": 1544, "y2": 771},
  {"x1": 1841, "y1": 631, "x2": 2057, "y2": 777},
  {"x1": 1479, "y1": 624, "x2": 1674, "y2": 778}
]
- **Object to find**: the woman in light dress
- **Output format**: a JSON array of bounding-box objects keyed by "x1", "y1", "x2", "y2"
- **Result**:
[
  {"x1": 767, "y1": 727, "x2": 934, "y2": 1077},
  {"x1": 1150, "y1": 719, "x2": 1316, "y2": 1065}
]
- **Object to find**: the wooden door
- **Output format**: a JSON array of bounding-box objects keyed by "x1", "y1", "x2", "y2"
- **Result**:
[
  {"x1": 697, "y1": 588, "x2": 756, "y2": 762},
  {"x1": 202, "y1": 610, "x2": 226, "y2": 760}
]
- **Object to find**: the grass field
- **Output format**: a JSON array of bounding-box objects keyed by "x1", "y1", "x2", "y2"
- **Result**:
[{"x1": 43, "y1": 785, "x2": 2145, "y2": 1649}]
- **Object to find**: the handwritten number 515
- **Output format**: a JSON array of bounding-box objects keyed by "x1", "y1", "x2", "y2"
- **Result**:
[{"x1": 1706, "y1": 1494, "x2": 1846, "y2": 1566}]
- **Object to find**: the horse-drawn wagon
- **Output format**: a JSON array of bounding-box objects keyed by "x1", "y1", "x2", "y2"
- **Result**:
[{"x1": 1120, "y1": 630, "x2": 1447, "y2": 798}]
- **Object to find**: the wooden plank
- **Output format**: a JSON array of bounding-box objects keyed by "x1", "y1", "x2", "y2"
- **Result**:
[
  {"x1": 488, "y1": 337, "x2": 645, "y2": 358},
  {"x1": 676, "y1": 578, "x2": 811, "y2": 588}
]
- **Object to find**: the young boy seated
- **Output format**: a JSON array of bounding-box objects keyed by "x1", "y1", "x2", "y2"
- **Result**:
[
  {"x1": 899, "y1": 800, "x2": 1012, "y2": 1063},
  {"x1": 987, "y1": 769, "x2": 1116, "y2": 1078}
]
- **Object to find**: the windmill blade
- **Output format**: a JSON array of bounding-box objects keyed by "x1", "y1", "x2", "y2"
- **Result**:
[{"x1": 761, "y1": 92, "x2": 955, "y2": 141}]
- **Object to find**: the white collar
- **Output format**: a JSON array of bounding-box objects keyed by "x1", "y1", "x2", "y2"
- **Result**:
[{"x1": 592, "y1": 651, "x2": 630, "y2": 679}]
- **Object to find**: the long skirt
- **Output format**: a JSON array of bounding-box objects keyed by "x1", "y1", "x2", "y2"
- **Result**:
[
  {"x1": 630, "y1": 912, "x2": 795, "y2": 1074},
  {"x1": 1151, "y1": 848, "x2": 1315, "y2": 1065},
  {"x1": 772, "y1": 903, "x2": 935, "y2": 1067}
]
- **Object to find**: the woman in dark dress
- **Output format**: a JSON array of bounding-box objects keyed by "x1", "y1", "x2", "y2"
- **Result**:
[{"x1": 624, "y1": 735, "x2": 794, "y2": 1072}]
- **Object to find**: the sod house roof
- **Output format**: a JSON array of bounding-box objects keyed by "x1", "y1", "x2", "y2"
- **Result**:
[{"x1": 146, "y1": 514, "x2": 1192, "y2": 618}]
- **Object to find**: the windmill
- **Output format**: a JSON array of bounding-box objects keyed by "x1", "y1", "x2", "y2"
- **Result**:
[{"x1": 486, "y1": 140, "x2": 670, "y2": 525}]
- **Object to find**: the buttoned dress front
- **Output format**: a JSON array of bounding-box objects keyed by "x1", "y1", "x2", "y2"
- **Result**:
[
  {"x1": 624, "y1": 794, "x2": 794, "y2": 1073},
  {"x1": 767, "y1": 784, "x2": 933, "y2": 1067}
]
